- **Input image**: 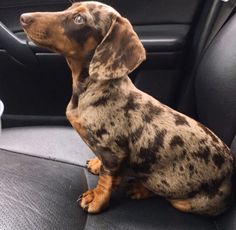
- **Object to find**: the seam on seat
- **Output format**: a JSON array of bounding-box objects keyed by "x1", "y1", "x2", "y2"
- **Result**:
[
  {"x1": 0, "y1": 126, "x2": 94, "y2": 167},
  {"x1": 0, "y1": 147, "x2": 88, "y2": 168}
]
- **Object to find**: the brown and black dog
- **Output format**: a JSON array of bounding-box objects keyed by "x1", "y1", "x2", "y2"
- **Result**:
[{"x1": 21, "y1": 1, "x2": 235, "y2": 215}]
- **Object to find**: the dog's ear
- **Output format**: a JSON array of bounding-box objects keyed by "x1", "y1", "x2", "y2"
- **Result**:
[{"x1": 89, "y1": 16, "x2": 146, "y2": 80}]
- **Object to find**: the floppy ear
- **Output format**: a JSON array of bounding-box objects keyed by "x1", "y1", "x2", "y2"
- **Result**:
[{"x1": 89, "y1": 16, "x2": 146, "y2": 80}]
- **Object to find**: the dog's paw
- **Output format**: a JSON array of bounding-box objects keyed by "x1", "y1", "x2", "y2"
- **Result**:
[
  {"x1": 126, "y1": 179, "x2": 155, "y2": 200},
  {"x1": 78, "y1": 189, "x2": 110, "y2": 213},
  {"x1": 86, "y1": 157, "x2": 101, "y2": 175}
]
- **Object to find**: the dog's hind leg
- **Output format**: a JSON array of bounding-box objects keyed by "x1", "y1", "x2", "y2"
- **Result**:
[
  {"x1": 126, "y1": 179, "x2": 155, "y2": 200},
  {"x1": 168, "y1": 178, "x2": 233, "y2": 216},
  {"x1": 168, "y1": 194, "x2": 227, "y2": 216},
  {"x1": 168, "y1": 198, "x2": 192, "y2": 213}
]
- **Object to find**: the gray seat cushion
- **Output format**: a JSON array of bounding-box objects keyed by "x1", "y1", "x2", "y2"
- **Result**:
[{"x1": 0, "y1": 126, "x2": 94, "y2": 166}]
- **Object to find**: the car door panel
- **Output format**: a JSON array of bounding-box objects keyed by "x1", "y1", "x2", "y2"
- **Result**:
[{"x1": 0, "y1": 0, "x2": 204, "y2": 127}]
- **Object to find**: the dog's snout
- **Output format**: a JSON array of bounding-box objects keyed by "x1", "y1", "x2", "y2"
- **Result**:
[{"x1": 20, "y1": 13, "x2": 34, "y2": 27}]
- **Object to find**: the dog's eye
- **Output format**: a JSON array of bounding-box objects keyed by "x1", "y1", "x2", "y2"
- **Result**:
[{"x1": 74, "y1": 14, "x2": 84, "y2": 24}]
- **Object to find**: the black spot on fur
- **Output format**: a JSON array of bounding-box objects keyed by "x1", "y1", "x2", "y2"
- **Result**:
[
  {"x1": 115, "y1": 135, "x2": 130, "y2": 153},
  {"x1": 103, "y1": 89, "x2": 110, "y2": 94},
  {"x1": 99, "y1": 48, "x2": 113, "y2": 64},
  {"x1": 77, "y1": 68, "x2": 90, "y2": 95},
  {"x1": 187, "y1": 182, "x2": 192, "y2": 187},
  {"x1": 111, "y1": 59, "x2": 121, "y2": 71},
  {"x1": 91, "y1": 95, "x2": 110, "y2": 106},
  {"x1": 110, "y1": 121, "x2": 115, "y2": 126},
  {"x1": 123, "y1": 92, "x2": 140, "y2": 115},
  {"x1": 64, "y1": 22, "x2": 102, "y2": 47},
  {"x1": 189, "y1": 164, "x2": 194, "y2": 177},
  {"x1": 130, "y1": 126, "x2": 143, "y2": 144},
  {"x1": 180, "y1": 150, "x2": 187, "y2": 160},
  {"x1": 152, "y1": 129, "x2": 167, "y2": 150},
  {"x1": 131, "y1": 129, "x2": 166, "y2": 174},
  {"x1": 173, "y1": 114, "x2": 190, "y2": 126},
  {"x1": 93, "y1": 11, "x2": 101, "y2": 24},
  {"x1": 135, "y1": 147, "x2": 158, "y2": 174},
  {"x1": 199, "y1": 178, "x2": 225, "y2": 198},
  {"x1": 142, "y1": 101, "x2": 163, "y2": 123},
  {"x1": 139, "y1": 147, "x2": 155, "y2": 161},
  {"x1": 172, "y1": 162, "x2": 176, "y2": 171},
  {"x1": 180, "y1": 166, "x2": 184, "y2": 171},
  {"x1": 161, "y1": 180, "x2": 170, "y2": 187},
  {"x1": 199, "y1": 139, "x2": 207, "y2": 145},
  {"x1": 170, "y1": 135, "x2": 185, "y2": 148},
  {"x1": 97, "y1": 147, "x2": 118, "y2": 171},
  {"x1": 198, "y1": 122, "x2": 219, "y2": 143},
  {"x1": 192, "y1": 146, "x2": 210, "y2": 164},
  {"x1": 123, "y1": 92, "x2": 141, "y2": 127},
  {"x1": 212, "y1": 154, "x2": 225, "y2": 169},
  {"x1": 130, "y1": 162, "x2": 146, "y2": 174},
  {"x1": 187, "y1": 177, "x2": 225, "y2": 198},
  {"x1": 189, "y1": 164, "x2": 194, "y2": 171},
  {"x1": 96, "y1": 127, "x2": 109, "y2": 139},
  {"x1": 87, "y1": 126, "x2": 100, "y2": 146}
]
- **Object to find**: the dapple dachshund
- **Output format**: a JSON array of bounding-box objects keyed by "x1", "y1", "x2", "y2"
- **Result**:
[{"x1": 20, "y1": 1, "x2": 235, "y2": 216}]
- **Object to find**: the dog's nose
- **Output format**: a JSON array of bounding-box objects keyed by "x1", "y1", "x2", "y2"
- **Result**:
[{"x1": 20, "y1": 13, "x2": 34, "y2": 27}]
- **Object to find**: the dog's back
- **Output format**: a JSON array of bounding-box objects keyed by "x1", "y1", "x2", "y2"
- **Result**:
[{"x1": 77, "y1": 73, "x2": 235, "y2": 215}]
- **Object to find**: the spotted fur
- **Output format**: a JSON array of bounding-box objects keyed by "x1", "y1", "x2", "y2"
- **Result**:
[{"x1": 21, "y1": 1, "x2": 235, "y2": 216}]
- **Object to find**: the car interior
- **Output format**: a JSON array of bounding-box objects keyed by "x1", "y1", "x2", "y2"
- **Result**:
[{"x1": 0, "y1": 0, "x2": 236, "y2": 229}]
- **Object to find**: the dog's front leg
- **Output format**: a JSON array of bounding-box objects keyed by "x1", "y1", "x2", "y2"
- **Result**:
[
  {"x1": 79, "y1": 169, "x2": 122, "y2": 213},
  {"x1": 87, "y1": 157, "x2": 101, "y2": 175}
]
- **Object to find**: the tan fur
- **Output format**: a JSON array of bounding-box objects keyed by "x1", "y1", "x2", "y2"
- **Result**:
[
  {"x1": 87, "y1": 157, "x2": 101, "y2": 175},
  {"x1": 79, "y1": 174, "x2": 122, "y2": 213},
  {"x1": 169, "y1": 199, "x2": 192, "y2": 213}
]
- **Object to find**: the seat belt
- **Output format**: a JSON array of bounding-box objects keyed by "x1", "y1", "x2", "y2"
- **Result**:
[{"x1": 204, "y1": 0, "x2": 236, "y2": 51}]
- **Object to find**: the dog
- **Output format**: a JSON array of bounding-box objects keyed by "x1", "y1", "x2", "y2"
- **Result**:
[{"x1": 20, "y1": 1, "x2": 235, "y2": 216}]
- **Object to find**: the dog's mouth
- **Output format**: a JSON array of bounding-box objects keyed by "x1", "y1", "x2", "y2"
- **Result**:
[
  {"x1": 21, "y1": 25, "x2": 58, "y2": 53},
  {"x1": 26, "y1": 29, "x2": 48, "y2": 41},
  {"x1": 20, "y1": 13, "x2": 52, "y2": 48},
  {"x1": 23, "y1": 28, "x2": 53, "y2": 50}
]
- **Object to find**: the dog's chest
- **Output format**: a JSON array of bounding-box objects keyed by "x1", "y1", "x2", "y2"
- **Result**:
[
  {"x1": 66, "y1": 92, "x2": 122, "y2": 144},
  {"x1": 66, "y1": 107, "x2": 88, "y2": 140}
]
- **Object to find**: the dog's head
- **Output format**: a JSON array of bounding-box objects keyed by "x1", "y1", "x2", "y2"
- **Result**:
[{"x1": 21, "y1": 1, "x2": 146, "y2": 79}]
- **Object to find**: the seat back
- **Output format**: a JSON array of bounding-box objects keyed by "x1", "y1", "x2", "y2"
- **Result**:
[{"x1": 195, "y1": 14, "x2": 236, "y2": 150}]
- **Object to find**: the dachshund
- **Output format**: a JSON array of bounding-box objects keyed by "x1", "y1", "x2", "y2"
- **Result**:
[{"x1": 20, "y1": 1, "x2": 235, "y2": 215}]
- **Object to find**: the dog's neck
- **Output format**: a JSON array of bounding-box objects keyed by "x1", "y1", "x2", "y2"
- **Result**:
[
  {"x1": 66, "y1": 58, "x2": 93, "y2": 108},
  {"x1": 66, "y1": 58, "x2": 133, "y2": 111},
  {"x1": 68, "y1": 58, "x2": 94, "y2": 86}
]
